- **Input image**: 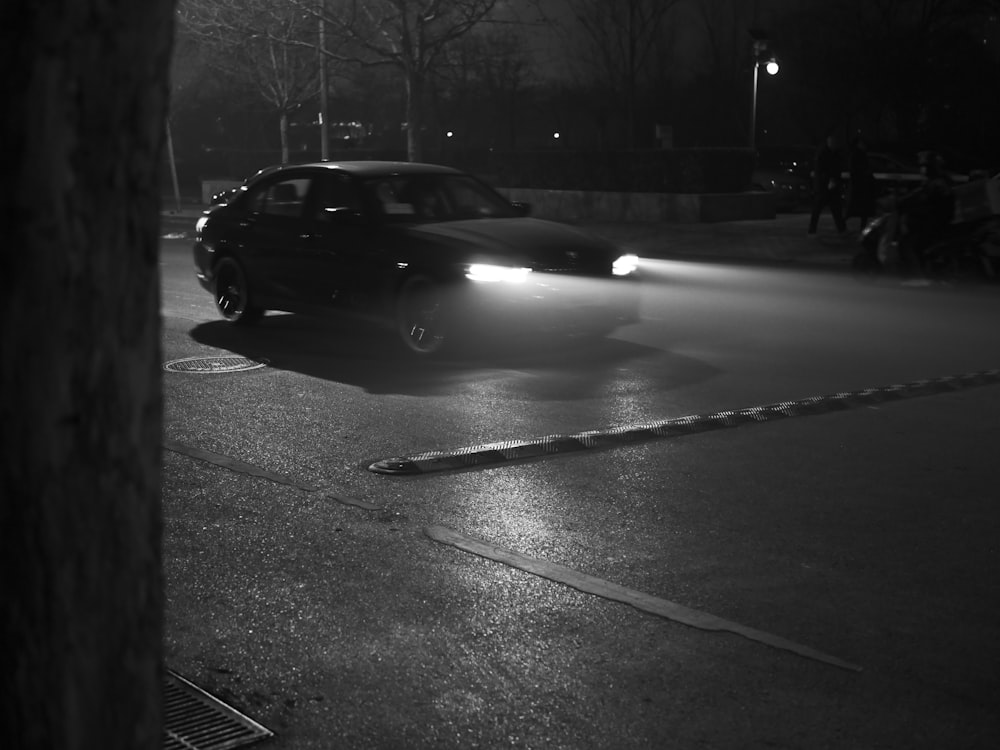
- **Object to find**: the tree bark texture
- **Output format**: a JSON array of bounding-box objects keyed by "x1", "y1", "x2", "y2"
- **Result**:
[
  {"x1": 406, "y1": 70, "x2": 425, "y2": 162},
  {"x1": 0, "y1": 1, "x2": 174, "y2": 748}
]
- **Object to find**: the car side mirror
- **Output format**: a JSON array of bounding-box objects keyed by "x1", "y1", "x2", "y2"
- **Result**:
[{"x1": 510, "y1": 201, "x2": 532, "y2": 217}]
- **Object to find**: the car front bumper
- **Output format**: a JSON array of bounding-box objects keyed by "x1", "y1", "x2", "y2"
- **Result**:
[{"x1": 457, "y1": 272, "x2": 640, "y2": 338}]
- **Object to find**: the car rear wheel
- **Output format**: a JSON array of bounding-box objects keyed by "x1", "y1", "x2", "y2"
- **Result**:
[
  {"x1": 395, "y1": 274, "x2": 447, "y2": 356},
  {"x1": 214, "y1": 257, "x2": 262, "y2": 324}
]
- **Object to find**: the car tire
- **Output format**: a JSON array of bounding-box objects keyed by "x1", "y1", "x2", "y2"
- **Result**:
[
  {"x1": 214, "y1": 257, "x2": 263, "y2": 324},
  {"x1": 395, "y1": 274, "x2": 448, "y2": 356}
]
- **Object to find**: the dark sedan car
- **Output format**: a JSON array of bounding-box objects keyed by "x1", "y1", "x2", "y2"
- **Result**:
[{"x1": 193, "y1": 161, "x2": 640, "y2": 355}]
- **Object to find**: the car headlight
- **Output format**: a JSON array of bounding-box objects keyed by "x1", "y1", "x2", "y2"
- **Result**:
[
  {"x1": 612, "y1": 253, "x2": 639, "y2": 276},
  {"x1": 195, "y1": 216, "x2": 208, "y2": 234},
  {"x1": 465, "y1": 264, "x2": 532, "y2": 283}
]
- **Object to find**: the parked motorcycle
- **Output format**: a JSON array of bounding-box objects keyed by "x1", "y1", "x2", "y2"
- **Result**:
[{"x1": 853, "y1": 204, "x2": 999, "y2": 284}]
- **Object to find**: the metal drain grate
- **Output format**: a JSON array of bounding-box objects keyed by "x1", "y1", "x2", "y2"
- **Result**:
[
  {"x1": 164, "y1": 356, "x2": 268, "y2": 374},
  {"x1": 164, "y1": 670, "x2": 273, "y2": 750}
]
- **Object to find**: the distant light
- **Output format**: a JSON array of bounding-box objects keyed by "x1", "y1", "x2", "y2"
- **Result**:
[
  {"x1": 446, "y1": 130, "x2": 454, "y2": 138},
  {"x1": 553, "y1": 132, "x2": 560, "y2": 139},
  {"x1": 766, "y1": 60, "x2": 779, "y2": 75}
]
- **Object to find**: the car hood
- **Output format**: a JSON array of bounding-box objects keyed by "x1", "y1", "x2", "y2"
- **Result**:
[{"x1": 399, "y1": 217, "x2": 619, "y2": 269}]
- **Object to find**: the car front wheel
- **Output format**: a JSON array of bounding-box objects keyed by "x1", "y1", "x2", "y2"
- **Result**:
[
  {"x1": 214, "y1": 257, "x2": 262, "y2": 324},
  {"x1": 395, "y1": 274, "x2": 448, "y2": 355}
]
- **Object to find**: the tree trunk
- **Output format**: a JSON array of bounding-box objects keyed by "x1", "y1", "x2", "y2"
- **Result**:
[
  {"x1": 0, "y1": 1, "x2": 173, "y2": 748},
  {"x1": 280, "y1": 110, "x2": 291, "y2": 163},
  {"x1": 405, "y1": 70, "x2": 425, "y2": 162}
]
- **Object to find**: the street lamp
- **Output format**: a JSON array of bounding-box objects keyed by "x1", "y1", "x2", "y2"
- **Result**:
[
  {"x1": 749, "y1": 30, "x2": 779, "y2": 151},
  {"x1": 318, "y1": 1, "x2": 329, "y2": 160}
]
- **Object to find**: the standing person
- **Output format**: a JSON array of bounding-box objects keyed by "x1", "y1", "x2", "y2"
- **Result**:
[
  {"x1": 807, "y1": 135, "x2": 847, "y2": 236},
  {"x1": 845, "y1": 135, "x2": 877, "y2": 231}
]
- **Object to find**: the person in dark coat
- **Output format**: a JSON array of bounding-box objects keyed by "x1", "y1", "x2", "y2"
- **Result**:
[
  {"x1": 845, "y1": 135, "x2": 877, "y2": 231},
  {"x1": 807, "y1": 135, "x2": 847, "y2": 235}
]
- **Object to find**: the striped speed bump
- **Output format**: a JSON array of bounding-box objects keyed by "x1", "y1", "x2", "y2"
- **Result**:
[{"x1": 370, "y1": 369, "x2": 1000, "y2": 476}]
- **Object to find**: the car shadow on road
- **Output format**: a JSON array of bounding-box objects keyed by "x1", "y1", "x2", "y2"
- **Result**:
[{"x1": 189, "y1": 313, "x2": 716, "y2": 397}]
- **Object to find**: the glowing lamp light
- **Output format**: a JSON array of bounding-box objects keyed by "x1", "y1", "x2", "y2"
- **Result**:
[{"x1": 766, "y1": 59, "x2": 779, "y2": 75}]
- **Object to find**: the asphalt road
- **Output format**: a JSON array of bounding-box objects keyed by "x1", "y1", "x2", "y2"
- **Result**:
[{"x1": 159, "y1": 228, "x2": 1000, "y2": 749}]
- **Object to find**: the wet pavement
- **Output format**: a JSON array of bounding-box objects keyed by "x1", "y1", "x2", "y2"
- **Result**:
[{"x1": 158, "y1": 202, "x2": 1000, "y2": 749}]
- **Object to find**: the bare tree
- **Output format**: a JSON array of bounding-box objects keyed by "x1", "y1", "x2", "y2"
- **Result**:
[
  {"x1": 433, "y1": 26, "x2": 536, "y2": 148},
  {"x1": 564, "y1": 0, "x2": 680, "y2": 148},
  {"x1": 178, "y1": 0, "x2": 323, "y2": 163},
  {"x1": 682, "y1": 0, "x2": 760, "y2": 145},
  {"x1": 292, "y1": 0, "x2": 500, "y2": 161},
  {"x1": 1, "y1": 1, "x2": 173, "y2": 747},
  {"x1": 769, "y1": 0, "x2": 1000, "y2": 146}
]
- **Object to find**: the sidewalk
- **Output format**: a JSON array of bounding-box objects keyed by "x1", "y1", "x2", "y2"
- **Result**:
[{"x1": 160, "y1": 203, "x2": 857, "y2": 270}]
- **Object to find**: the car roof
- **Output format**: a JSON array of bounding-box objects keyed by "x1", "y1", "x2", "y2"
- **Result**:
[{"x1": 250, "y1": 160, "x2": 462, "y2": 180}]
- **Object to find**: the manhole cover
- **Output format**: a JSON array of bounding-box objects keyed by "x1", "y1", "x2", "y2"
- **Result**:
[{"x1": 164, "y1": 355, "x2": 268, "y2": 374}]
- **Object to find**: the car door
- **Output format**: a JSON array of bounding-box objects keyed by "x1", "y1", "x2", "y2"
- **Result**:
[
  {"x1": 293, "y1": 170, "x2": 376, "y2": 310},
  {"x1": 229, "y1": 173, "x2": 314, "y2": 306}
]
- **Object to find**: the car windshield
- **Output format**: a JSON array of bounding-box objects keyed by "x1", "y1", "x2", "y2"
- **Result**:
[{"x1": 364, "y1": 173, "x2": 519, "y2": 222}]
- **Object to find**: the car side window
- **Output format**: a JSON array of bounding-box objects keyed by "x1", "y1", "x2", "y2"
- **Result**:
[
  {"x1": 445, "y1": 176, "x2": 507, "y2": 218},
  {"x1": 245, "y1": 178, "x2": 310, "y2": 218},
  {"x1": 371, "y1": 178, "x2": 416, "y2": 216},
  {"x1": 396, "y1": 179, "x2": 448, "y2": 219},
  {"x1": 313, "y1": 173, "x2": 362, "y2": 221}
]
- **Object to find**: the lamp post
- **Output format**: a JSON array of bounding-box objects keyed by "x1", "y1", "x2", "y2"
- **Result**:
[{"x1": 749, "y1": 31, "x2": 779, "y2": 151}]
